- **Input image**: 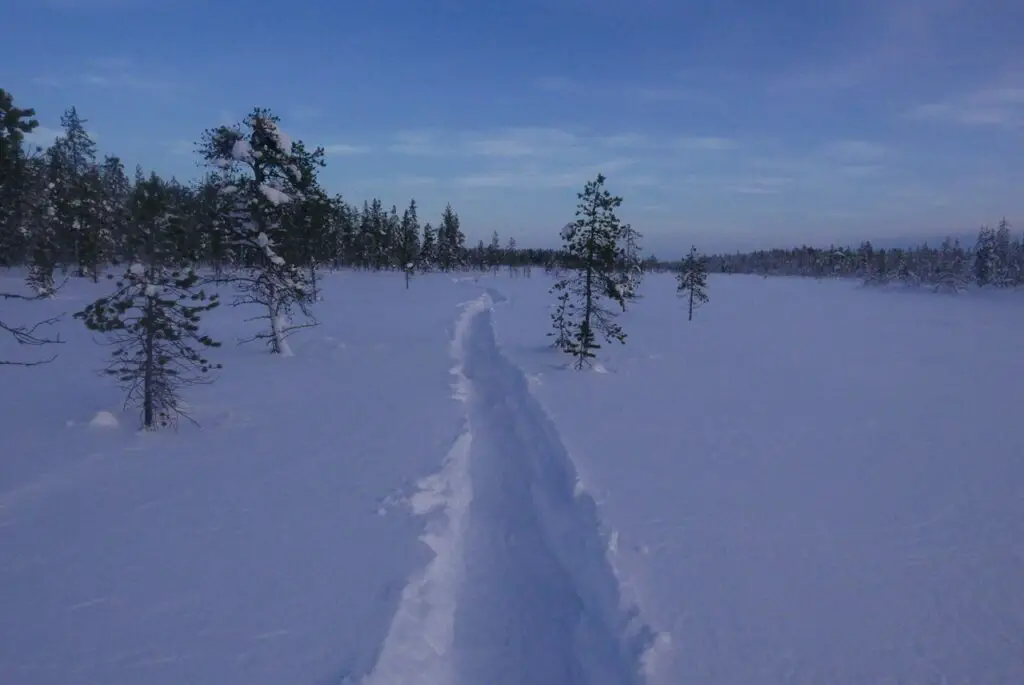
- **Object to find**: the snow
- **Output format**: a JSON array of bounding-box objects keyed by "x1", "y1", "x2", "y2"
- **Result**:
[
  {"x1": 230, "y1": 138, "x2": 252, "y2": 162},
  {"x1": 144, "y1": 284, "x2": 158, "y2": 297},
  {"x1": 2, "y1": 269, "x2": 1023, "y2": 685},
  {"x1": 128, "y1": 262, "x2": 145, "y2": 278},
  {"x1": 258, "y1": 183, "x2": 291, "y2": 206},
  {"x1": 87, "y1": 410, "x2": 119, "y2": 429}
]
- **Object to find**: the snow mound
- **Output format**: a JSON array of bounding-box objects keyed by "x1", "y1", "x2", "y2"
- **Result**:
[{"x1": 88, "y1": 411, "x2": 119, "y2": 429}]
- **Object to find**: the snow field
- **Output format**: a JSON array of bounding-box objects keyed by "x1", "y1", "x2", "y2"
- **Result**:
[
  {"x1": 493, "y1": 273, "x2": 1024, "y2": 684},
  {"x1": 2, "y1": 269, "x2": 1023, "y2": 685}
]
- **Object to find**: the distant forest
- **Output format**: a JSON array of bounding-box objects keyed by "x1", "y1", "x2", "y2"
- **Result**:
[{"x1": 2, "y1": 90, "x2": 1021, "y2": 296}]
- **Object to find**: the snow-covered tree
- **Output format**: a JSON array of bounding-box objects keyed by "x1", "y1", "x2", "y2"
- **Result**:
[
  {"x1": 487, "y1": 230, "x2": 502, "y2": 274},
  {"x1": 75, "y1": 173, "x2": 221, "y2": 427},
  {"x1": 49, "y1": 107, "x2": 109, "y2": 278},
  {"x1": 933, "y1": 238, "x2": 968, "y2": 293},
  {"x1": 677, "y1": 245, "x2": 709, "y2": 321},
  {"x1": 617, "y1": 221, "x2": 644, "y2": 305},
  {"x1": 436, "y1": 204, "x2": 465, "y2": 271},
  {"x1": 420, "y1": 221, "x2": 436, "y2": 270},
  {"x1": 549, "y1": 174, "x2": 628, "y2": 368},
  {"x1": 397, "y1": 198, "x2": 422, "y2": 281},
  {"x1": 198, "y1": 107, "x2": 325, "y2": 355},
  {"x1": 0, "y1": 89, "x2": 39, "y2": 267}
]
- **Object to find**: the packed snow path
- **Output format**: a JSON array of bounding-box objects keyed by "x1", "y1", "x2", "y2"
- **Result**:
[{"x1": 365, "y1": 289, "x2": 656, "y2": 685}]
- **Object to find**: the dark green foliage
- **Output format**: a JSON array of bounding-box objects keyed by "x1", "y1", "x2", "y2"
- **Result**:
[
  {"x1": 676, "y1": 245, "x2": 709, "y2": 321},
  {"x1": 0, "y1": 89, "x2": 39, "y2": 267},
  {"x1": 198, "y1": 107, "x2": 326, "y2": 353},
  {"x1": 549, "y1": 174, "x2": 628, "y2": 369},
  {"x1": 74, "y1": 173, "x2": 221, "y2": 428},
  {"x1": 436, "y1": 204, "x2": 465, "y2": 271},
  {"x1": 76, "y1": 266, "x2": 220, "y2": 429}
]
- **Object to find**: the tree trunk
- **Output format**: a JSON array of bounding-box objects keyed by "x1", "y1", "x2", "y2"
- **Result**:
[
  {"x1": 688, "y1": 284, "x2": 694, "y2": 321},
  {"x1": 143, "y1": 294, "x2": 156, "y2": 428}
]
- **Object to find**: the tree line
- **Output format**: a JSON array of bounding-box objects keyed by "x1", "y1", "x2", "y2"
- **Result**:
[{"x1": 3, "y1": 87, "x2": 1017, "y2": 426}]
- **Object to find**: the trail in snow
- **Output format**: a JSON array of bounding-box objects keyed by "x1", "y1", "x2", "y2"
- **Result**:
[{"x1": 364, "y1": 287, "x2": 657, "y2": 685}]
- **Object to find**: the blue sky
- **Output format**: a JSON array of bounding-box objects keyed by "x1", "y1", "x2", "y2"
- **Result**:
[{"x1": 7, "y1": 0, "x2": 1024, "y2": 253}]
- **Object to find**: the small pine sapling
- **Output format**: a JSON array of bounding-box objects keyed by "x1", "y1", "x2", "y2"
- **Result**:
[
  {"x1": 676, "y1": 245, "x2": 709, "y2": 321},
  {"x1": 549, "y1": 175, "x2": 628, "y2": 369},
  {"x1": 76, "y1": 265, "x2": 221, "y2": 429}
]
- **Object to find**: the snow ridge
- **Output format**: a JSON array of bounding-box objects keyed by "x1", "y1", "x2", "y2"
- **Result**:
[
  {"x1": 454, "y1": 288, "x2": 657, "y2": 685},
  {"x1": 364, "y1": 288, "x2": 657, "y2": 685},
  {"x1": 361, "y1": 295, "x2": 489, "y2": 685}
]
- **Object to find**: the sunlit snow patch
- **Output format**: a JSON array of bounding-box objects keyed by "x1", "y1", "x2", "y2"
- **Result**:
[{"x1": 88, "y1": 411, "x2": 119, "y2": 429}]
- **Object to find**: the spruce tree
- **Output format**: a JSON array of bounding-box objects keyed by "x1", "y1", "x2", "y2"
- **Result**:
[
  {"x1": 436, "y1": 204, "x2": 465, "y2": 271},
  {"x1": 487, "y1": 230, "x2": 502, "y2": 274},
  {"x1": 617, "y1": 221, "x2": 644, "y2": 306},
  {"x1": 51, "y1": 107, "x2": 108, "y2": 277},
  {"x1": 676, "y1": 245, "x2": 709, "y2": 321},
  {"x1": 75, "y1": 173, "x2": 221, "y2": 428},
  {"x1": 198, "y1": 107, "x2": 324, "y2": 355},
  {"x1": 397, "y1": 199, "x2": 422, "y2": 287},
  {"x1": 549, "y1": 174, "x2": 628, "y2": 369},
  {"x1": 420, "y1": 221, "x2": 437, "y2": 270},
  {"x1": 0, "y1": 89, "x2": 39, "y2": 267}
]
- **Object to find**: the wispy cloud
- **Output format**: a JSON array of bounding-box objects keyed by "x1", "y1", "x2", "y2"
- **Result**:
[
  {"x1": 726, "y1": 176, "x2": 794, "y2": 195},
  {"x1": 24, "y1": 126, "x2": 62, "y2": 147},
  {"x1": 463, "y1": 128, "x2": 582, "y2": 157},
  {"x1": 454, "y1": 159, "x2": 636, "y2": 190},
  {"x1": 776, "y1": 0, "x2": 1001, "y2": 91},
  {"x1": 534, "y1": 76, "x2": 588, "y2": 95},
  {"x1": 818, "y1": 139, "x2": 888, "y2": 163},
  {"x1": 167, "y1": 139, "x2": 194, "y2": 156},
  {"x1": 596, "y1": 133, "x2": 650, "y2": 148},
  {"x1": 323, "y1": 143, "x2": 371, "y2": 155},
  {"x1": 673, "y1": 136, "x2": 738, "y2": 151},
  {"x1": 906, "y1": 86, "x2": 1024, "y2": 128},
  {"x1": 34, "y1": 57, "x2": 180, "y2": 97},
  {"x1": 387, "y1": 130, "x2": 446, "y2": 155}
]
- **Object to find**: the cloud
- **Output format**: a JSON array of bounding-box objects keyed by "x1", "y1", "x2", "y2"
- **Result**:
[
  {"x1": 597, "y1": 133, "x2": 650, "y2": 148},
  {"x1": 323, "y1": 143, "x2": 371, "y2": 155},
  {"x1": 454, "y1": 159, "x2": 637, "y2": 190},
  {"x1": 34, "y1": 57, "x2": 180, "y2": 97},
  {"x1": 906, "y1": 86, "x2": 1024, "y2": 127},
  {"x1": 24, "y1": 125, "x2": 62, "y2": 147},
  {"x1": 167, "y1": 139, "x2": 194, "y2": 156},
  {"x1": 673, "y1": 136, "x2": 737, "y2": 151},
  {"x1": 818, "y1": 140, "x2": 888, "y2": 163},
  {"x1": 534, "y1": 76, "x2": 588, "y2": 94},
  {"x1": 463, "y1": 128, "x2": 581, "y2": 157},
  {"x1": 726, "y1": 176, "x2": 794, "y2": 195},
  {"x1": 387, "y1": 128, "x2": 586, "y2": 158},
  {"x1": 631, "y1": 85, "x2": 710, "y2": 103},
  {"x1": 387, "y1": 130, "x2": 446, "y2": 155},
  {"x1": 775, "y1": 0, "x2": 1013, "y2": 91}
]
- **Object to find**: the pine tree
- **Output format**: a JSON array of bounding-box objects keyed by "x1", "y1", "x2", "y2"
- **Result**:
[
  {"x1": 487, "y1": 230, "x2": 502, "y2": 274},
  {"x1": 549, "y1": 174, "x2": 628, "y2": 369},
  {"x1": 420, "y1": 221, "x2": 437, "y2": 270},
  {"x1": 676, "y1": 245, "x2": 709, "y2": 321},
  {"x1": 617, "y1": 221, "x2": 644, "y2": 305},
  {"x1": 934, "y1": 238, "x2": 968, "y2": 293},
  {"x1": 507, "y1": 236, "x2": 519, "y2": 277},
  {"x1": 436, "y1": 204, "x2": 465, "y2": 271},
  {"x1": 75, "y1": 173, "x2": 221, "y2": 428},
  {"x1": 0, "y1": 89, "x2": 39, "y2": 267},
  {"x1": 50, "y1": 107, "x2": 108, "y2": 277},
  {"x1": 974, "y1": 226, "x2": 996, "y2": 286},
  {"x1": 198, "y1": 108, "x2": 324, "y2": 355},
  {"x1": 398, "y1": 199, "x2": 421, "y2": 288}
]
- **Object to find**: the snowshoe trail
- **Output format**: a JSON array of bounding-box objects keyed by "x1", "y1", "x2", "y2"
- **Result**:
[{"x1": 365, "y1": 288, "x2": 656, "y2": 685}]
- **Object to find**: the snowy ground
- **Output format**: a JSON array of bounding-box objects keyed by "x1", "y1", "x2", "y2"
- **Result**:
[{"x1": 2, "y1": 269, "x2": 1023, "y2": 685}]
